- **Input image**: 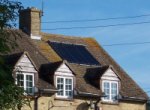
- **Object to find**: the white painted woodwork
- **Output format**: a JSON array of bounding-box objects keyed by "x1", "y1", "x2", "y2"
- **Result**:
[
  {"x1": 101, "y1": 80, "x2": 119, "y2": 102},
  {"x1": 55, "y1": 63, "x2": 73, "y2": 76},
  {"x1": 15, "y1": 54, "x2": 37, "y2": 73},
  {"x1": 15, "y1": 72, "x2": 35, "y2": 95},
  {"x1": 101, "y1": 68, "x2": 119, "y2": 81},
  {"x1": 17, "y1": 62, "x2": 34, "y2": 68},
  {"x1": 55, "y1": 76, "x2": 73, "y2": 98},
  {"x1": 30, "y1": 34, "x2": 41, "y2": 40}
]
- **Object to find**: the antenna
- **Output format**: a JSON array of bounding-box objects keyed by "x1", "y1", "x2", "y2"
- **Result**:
[{"x1": 41, "y1": 0, "x2": 44, "y2": 16}]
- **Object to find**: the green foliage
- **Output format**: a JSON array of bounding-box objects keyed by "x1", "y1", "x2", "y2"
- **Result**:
[
  {"x1": 0, "y1": 57, "x2": 31, "y2": 110},
  {"x1": 0, "y1": 0, "x2": 23, "y2": 53},
  {"x1": 0, "y1": 60, "x2": 13, "y2": 84},
  {"x1": 0, "y1": 84, "x2": 31, "y2": 110},
  {"x1": 0, "y1": 30, "x2": 12, "y2": 52},
  {"x1": 0, "y1": 0, "x2": 31, "y2": 110},
  {"x1": 0, "y1": 0, "x2": 23, "y2": 29},
  {"x1": 0, "y1": 30, "x2": 20, "y2": 53}
]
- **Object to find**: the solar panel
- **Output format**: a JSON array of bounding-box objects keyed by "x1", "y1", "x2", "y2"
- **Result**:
[{"x1": 49, "y1": 41, "x2": 100, "y2": 65}]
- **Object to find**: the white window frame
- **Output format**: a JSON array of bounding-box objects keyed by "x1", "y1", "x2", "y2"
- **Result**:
[
  {"x1": 16, "y1": 72, "x2": 34, "y2": 95},
  {"x1": 55, "y1": 76, "x2": 73, "y2": 99},
  {"x1": 102, "y1": 80, "x2": 118, "y2": 102}
]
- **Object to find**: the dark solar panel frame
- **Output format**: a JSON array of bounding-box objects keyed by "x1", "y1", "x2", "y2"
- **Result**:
[{"x1": 49, "y1": 41, "x2": 100, "y2": 65}]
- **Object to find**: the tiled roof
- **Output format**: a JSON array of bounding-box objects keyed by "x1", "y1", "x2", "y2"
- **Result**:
[
  {"x1": 1, "y1": 30, "x2": 51, "y2": 89},
  {"x1": 3, "y1": 52, "x2": 24, "y2": 67},
  {"x1": 2, "y1": 30, "x2": 148, "y2": 100},
  {"x1": 38, "y1": 32, "x2": 148, "y2": 100}
]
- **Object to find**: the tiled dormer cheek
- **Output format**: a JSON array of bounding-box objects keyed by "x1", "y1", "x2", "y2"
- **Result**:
[
  {"x1": 54, "y1": 63, "x2": 74, "y2": 99},
  {"x1": 15, "y1": 53, "x2": 37, "y2": 95},
  {"x1": 101, "y1": 68, "x2": 120, "y2": 102}
]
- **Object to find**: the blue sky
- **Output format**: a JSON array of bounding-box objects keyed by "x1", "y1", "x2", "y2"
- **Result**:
[{"x1": 18, "y1": 0, "x2": 150, "y2": 96}]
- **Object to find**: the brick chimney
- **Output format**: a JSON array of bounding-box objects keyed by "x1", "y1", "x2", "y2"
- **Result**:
[{"x1": 19, "y1": 7, "x2": 42, "y2": 40}]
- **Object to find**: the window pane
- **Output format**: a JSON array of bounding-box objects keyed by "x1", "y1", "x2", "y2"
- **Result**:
[
  {"x1": 27, "y1": 82, "x2": 32, "y2": 87},
  {"x1": 104, "y1": 82, "x2": 110, "y2": 100},
  {"x1": 65, "y1": 91, "x2": 72, "y2": 97},
  {"x1": 111, "y1": 83, "x2": 118, "y2": 100},
  {"x1": 26, "y1": 88, "x2": 33, "y2": 94},
  {"x1": 57, "y1": 78, "x2": 61, "y2": 83},
  {"x1": 104, "y1": 82, "x2": 109, "y2": 88},
  {"x1": 69, "y1": 85, "x2": 72, "y2": 90},
  {"x1": 57, "y1": 78, "x2": 63, "y2": 84},
  {"x1": 57, "y1": 78, "x2": 63, "y2": 83},
  {"x1": 17, "y1": 74, "x2": 24, "y2": 87},
  {"x1": 26, "y1": 75, "x2": 33, "y2": 94},
  {"x1": 112, "y1": 83, "x2": 117, "y2": 89},
  {"x1": 57, "y1": 78, "x2": 64, "y2": 96},
  {"x1": 66, "y1": 85, "x2": 69, "y2": 90},
  {"x1": 69, "y1": 91, "x2": 72, "y2": 97},
  {"x1": 66, "y1": 79, "x2": 72, "y2": 84},
  {"x1": 60, "y1": 78, "x2": 63, "y2": 83},
  {"x1": 58, "y1": 90, "x2": 63, "y2": 96},
  {"x1": 66, "y1": 91, "x2": 69, "y2": 96},
  {"x1": 65, "y1": 78, "x2": 72, "y2": 97},
  {"x1": 56, "y1": 77, "x2": 73, "y2": 98},
  {"x1": 26, "y1": 75, "x2": 32, "y2": 81},
  {"x1": 66, "y1": 85, "x2": 72, "y2": 90}
]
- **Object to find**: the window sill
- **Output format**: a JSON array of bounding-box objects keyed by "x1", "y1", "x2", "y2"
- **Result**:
[{"x1": 101, "y1": 101, "x2": 119, "y2": 105}]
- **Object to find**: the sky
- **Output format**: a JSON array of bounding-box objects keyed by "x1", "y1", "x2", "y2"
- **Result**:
[{"x1": 17, "y1": 0, "x2": 150, "y2": 96}]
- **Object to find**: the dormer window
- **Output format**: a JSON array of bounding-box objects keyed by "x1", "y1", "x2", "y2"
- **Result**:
[
  {"x1": 16, "y1": 73, "x2": 34, "y2": 94},
  {"x1": 54, "y1": 61, "x2": 74, "y2": 99},
  {"x1": 14, "y1": 52, "x2": 37, "y2": 95},
  {"x1": 101, "y1": 66, "x2": 120, "y2": 102},
  {"x1": 56, "y1": 76, "x2": 73, "y2": 98},
  {"x1": 102, "y1": 80, "x2": 118, "y2": 102}
]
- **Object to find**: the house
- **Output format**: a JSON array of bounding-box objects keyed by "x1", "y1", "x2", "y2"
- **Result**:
[{"x1": 2, "y1": 7, "x2": 148, "y2": 110}]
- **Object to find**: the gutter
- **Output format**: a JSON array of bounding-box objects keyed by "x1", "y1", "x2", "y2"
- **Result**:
[
  {"x1": 76, "y1": 90, "x2": 100, "y2": 97},
  {"x1": 39, "y1": 88, "x2": 59, "y2": 93},
  {"x1": 120, "y1": 96, "x2": 147, "y2": 102}
]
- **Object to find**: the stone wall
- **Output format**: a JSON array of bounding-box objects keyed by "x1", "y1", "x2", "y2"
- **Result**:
[
  {"x1": 30, "y1": 10, "x2": 41, "y2": 36},
  {"x1": 22, "y1": 96, "x2": 146, "y2": 110},
  {"x1": 102, "y1": 101, "x2": 146, "y2": 110}
]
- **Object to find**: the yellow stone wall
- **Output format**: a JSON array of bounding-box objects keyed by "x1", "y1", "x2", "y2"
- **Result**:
[
  {"x1": 30, "y1": 11, "x2": 41, "y2": 36},
  {"x1": 102, "y1": 101, "x2": 146, "y2": 110},
  {"x1": 22, "y1": 96, "x2": 146, "y2": 110}
]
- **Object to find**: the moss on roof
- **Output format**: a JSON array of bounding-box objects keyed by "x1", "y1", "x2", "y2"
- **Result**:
[{"x1": 3, "y1": 30, "x2": 148, "y2": 100}]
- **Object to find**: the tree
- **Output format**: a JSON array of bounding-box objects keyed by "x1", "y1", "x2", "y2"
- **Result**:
[
  {"x1": 0, "y1": 0, "x2": 23, "y2": 29},
  {"x1": 0, "y1": 0, "x2": 23, "y2": 52},
  {"x1": 0, "y1": 0, "x2": 31, "y2": 110}
]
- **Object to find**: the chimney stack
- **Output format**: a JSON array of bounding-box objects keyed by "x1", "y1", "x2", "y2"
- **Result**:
[{"x1": 19, "y1": 7, "x2": 42, "y2": 40}]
